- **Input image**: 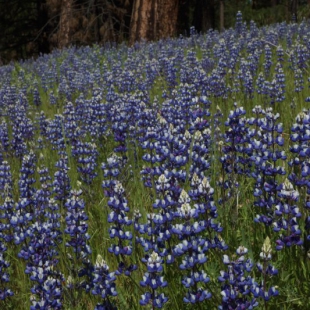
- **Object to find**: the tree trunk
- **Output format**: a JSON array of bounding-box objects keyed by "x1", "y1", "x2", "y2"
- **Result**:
[
  {"x1": 129, "y1": 0, "x2": 178, "y2": 44},
  {"x1": 129, "y1": 0, "x2": 153, "y2": 43},
  {"x1": 157, "y1": 0, "x2": 179, "y2": 39},
  {"x1": 58, "y1": 0, "x2": 73, "y2": 48},
  {"x1": 220, "y1": 0, "x2": 224, "y2": 32}
]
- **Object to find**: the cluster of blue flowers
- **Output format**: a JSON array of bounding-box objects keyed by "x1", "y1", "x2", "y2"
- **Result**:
[{"x1": 219, "y1": 241, "x2": 278, "y2": 309}]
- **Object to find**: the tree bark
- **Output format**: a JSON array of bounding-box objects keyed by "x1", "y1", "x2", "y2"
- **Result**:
[
  {"x1": 129, "y1": 0, "x2": 153, "y2": 43},
  {"x1": 129, "y1": 0, "x2": 179, "y2": 44},
  {"x1": 157, "y1": 0, "x2": 179, "y2": 39},
  {"x1": 58, "y1": 0, "x2": 73, "y2": 48}
]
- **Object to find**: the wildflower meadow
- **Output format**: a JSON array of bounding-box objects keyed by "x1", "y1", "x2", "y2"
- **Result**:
[{"x1": 0, "y1": 12, "x2": 310, "y2": 310}]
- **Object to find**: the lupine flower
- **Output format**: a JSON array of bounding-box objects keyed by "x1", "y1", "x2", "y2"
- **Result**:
[
  {"x1": 31, "y1": 165, "x2": 53, "y2": 222},
  {"x1": 213, "y1": 105, "x2": 223, "y2": 143},
  {"x1": 294, "y1": 68, "x2": 304, "y2": 93},
  {"x1": 0, "y1": 197, "x2": 14, "y2": 243},
  {"x1": 0, "y1": 120, "x2": 10, "y2": 154},
  {"x1": 49, "y1": 91, "x2": 57, "y2": 105},
  {"x1": 63, "y1": 101, "x2": 80, "y2": 146},
  {"x1": 107, "y1": 181, "x2": 136, "y2": 276},
  {"x1": 188, "y1": 174, "x2": 224, "y2": 235},
  {"x1": 235, "y1": 11, "x2": 243, "y2": 36},
  {"x1": 274, "y1": 62, "x2": 285, "y2": 102},
  {"x1": 91, "y1": 88, "x2": 108, "y2": 139},
  {"x1": 295, "y1": 43, "x2": 308, "y2": 70},
  {"x1": 190, "y1": 129, "x2": 211, "y2": 177},
  {"x1": 13, "y1": 185, "x2": 64, "y2": 309},
  {"x1": 0, "y1": 241, "x2": 13, "y2": 300},
  {"x1": 137, "y1": 171, "x2": 177, "y2": 262},
  {"x1": 72, "y1": 141, "x2": 98, "y2": 185},
  {"x1": 273, "y1": 179, "x2": 302, "y2": 250},
  {"x1": 46, "y1": 115, "x2": 65, "y2": 151},
  {"x1": 140, "y1": 251, "x2": 168, "y2": 308},
  {"x1": 140, "y1": 122, "x2": 166, "y2": 188},
  {"x1": 10, "y1": 197, "x2": 34, "y2": 246},
  {"x1": 250, "y1": 107, "x2": 285, "y2": 227},
  {"x1": 0, "y1": 161, "x2": 12, "y2": 199},
  {"x1": 53, "y1": 151, "x2": 71, "y2": 204},
  {"x1": 218, "y1": 103, "x2": 251, "y2": 224},
  {"x1": 254, "y1": 237, "x2": 279, "y2": 304},
  {"x1": 64, "y1": 190, "x2": 91, "y2": 258},
  {"x1": 244, "y1": 70, "x2": 255, "y2": 99},
  {"x1": 135, "y1": 210, "x2": 170, "y2": 259},
  {"x1": 92, "y1": 254, "x2": 117, "y2": 310},
  {"x1": 0, "y1": 192, "x2": 14, "y2": 300},
  {"x1": 276, "y1": 45, "x2": 285, "y2": 63},
  {"x1": 101, "y1": 153, "x2": 123, "y2": 194},
  {"x1": 111, "y1": 104, "x2": 128, "y2": 158},
  {"x1": 11, "y1": 104, "x2": 33, "y2": 158},
  {"x1": 32, "y1": 84, "x2": 41, "y2": 106},
  {"x1": 19, "y1": 152, "x2": 36, "y2": 200},
  {"x1": 25, "y1": 221, "x2": 64, "y2": 310},
  {"x1": 289, "y1": 109, "x2": 310, "y2": 253},
  {"x1": 64, "y1": 190, "x2": 93, "y2": 293},
  {"x1": 171, "y1": 187, "x2": 213, "y2": 304},
  {"x1": 264, "y1": 45, "x2": 272, "y2": 78},
  {"x1": 218, "y1": 246, "x2": 258, "y2": 309}
]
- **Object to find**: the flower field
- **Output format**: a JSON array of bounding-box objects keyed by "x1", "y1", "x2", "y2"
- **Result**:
[{"x1": 1, "y1": 12, "x2": 310, "y2": 309}]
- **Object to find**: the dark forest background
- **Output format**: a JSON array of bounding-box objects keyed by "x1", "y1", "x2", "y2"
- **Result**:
[{"x1": 0, "y1": 0, "x2": 309, "y2": 64}]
